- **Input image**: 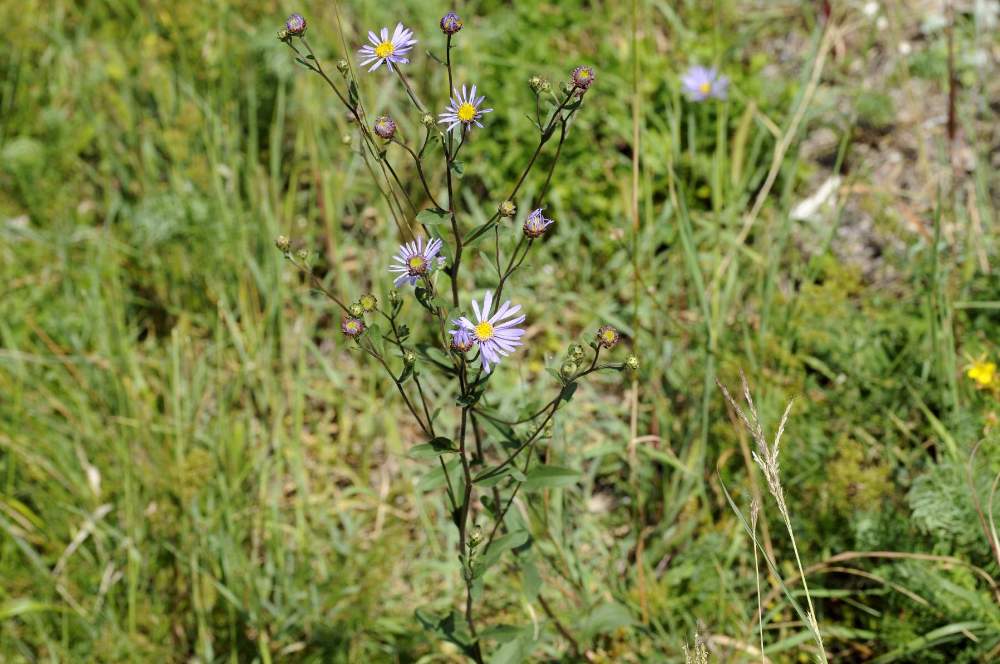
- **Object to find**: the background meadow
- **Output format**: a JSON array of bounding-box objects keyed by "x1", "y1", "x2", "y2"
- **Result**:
[{"x1": 1, "y1": 0, "x2": 999, "y2": 661}]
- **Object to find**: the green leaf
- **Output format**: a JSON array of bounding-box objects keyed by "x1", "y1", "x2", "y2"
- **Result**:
[
  {"x1": 450, "y1": 160, "x2": 464, "y2": 177},
  {"x1": 475, "y1": 530, "x2": 529, "y2": 578},
  {"x1": 509, "y1": 467, "x2": 527, "y2": 483},
  {"x1": 407, "y1": 437, "x2": 457, "y2": 460},
  {"x1": 581, "y1": 602, "x2": 634, "y2": 637},
  {"x1": 417, "y1": 457, "x2": 460, "y2": 491},
  {"x1": 489, "y1": 633, "x2": 533, "y2": 664},
  {"x1": 367, "y1": 323, "x2": 384, "y2": 355},
  {"x1": 521, "y1": 560, "x2": 542, "y2": 602},
  {"x1": 416, "y1": 208, "x2": 450, "y2": 226},
  {"x1": 523, "y1": 465, "x2": 580, "y2": 490},
  {"x1": 474, "y1": 466, "x2": 510, "y2": 488}
]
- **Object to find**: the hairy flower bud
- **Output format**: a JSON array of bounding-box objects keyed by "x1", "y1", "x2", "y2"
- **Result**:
[
  {"x1": 440, "y1": 11, "x2": 463, "y2": 35},
  {"x1": 341, "y1": 134, "x2": 352, "y2": 145},
  {"x1": 349, "y1": 302, "x2": 365, "y2": 318},
  {"x1": 341, "y1": 316, "x2": 365, "y2": 338},
  {"x1": 560, "y1": 360, "x2": 578, "y2": 381},
  {"x1": 285, "y1": 13, "x2": 307, "y2": 36},
  {"x1": 421, "y1": 113, "x2": 436, "y2": 128},
  {"x1": 571, "y1": 65, "x2": 596, "y2": 91},
  {"x1": 277, "y1": 28, "x2": 290, "y2": 42},
  {"x1": 359, "y1": 293, "x2": 378, "y2": 312},
  {"x1": 625, "y1": 354, "x2": 639, "y2": 372},
  {"x1": 274, "y1": 235, "x2": 290, "y2": 253},
  {"x1": 498, "y1": 200, "x2": 517, "y2": 218},
  {"x1": 568, "y1": 344, "x2": 586, "y2": 363},
  {"x1": 403, "y1": 349, "x2": 417, "y2": 366},
  {"x1": 596, "y1": 325, "x2": 620, "y2": 349},
  {"x1": 295, "y1": 248, "x2": 309, "y2": 261},
  {"x1": 373, "y1": 115, "x2": 396, "y2": 140},
  {"x1": 336, "y1": 59, "x2": 349, "y2": 75}
]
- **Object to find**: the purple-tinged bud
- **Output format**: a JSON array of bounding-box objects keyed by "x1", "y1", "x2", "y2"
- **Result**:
[
  {"x1": 285, "y1": 13, "x2": 307, "y2": 36},
  {"x1": 571, "y1": 65, "x2": 596, "y2": 91},
  {"x1": 450, "y1": 328, "x2": 475, "y2": 353},
  {"x1": 523, "y1": 208, "x2": 554, "y2": 239},
  {"x1": 373, "y1": 115, "x2": 396, "y2": 140},
  {"x1": 341, "y1": 316, "x2": 365, "y2": 338},
  {"x1": 440, "y1": 12, "x2": 463, "y2": 35}
]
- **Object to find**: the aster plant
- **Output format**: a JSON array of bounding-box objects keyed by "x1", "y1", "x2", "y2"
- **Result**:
[{"x1": 277, "y1": 10, "x2": 632, "y2": 662}]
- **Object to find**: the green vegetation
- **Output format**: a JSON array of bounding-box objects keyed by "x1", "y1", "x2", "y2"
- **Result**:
[{"x1": 1, "y1": 0, "x2": 997, "y2": 661}]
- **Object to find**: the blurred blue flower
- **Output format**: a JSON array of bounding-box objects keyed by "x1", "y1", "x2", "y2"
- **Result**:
[
  {"x1": 681, "y1": 65, "x2": 728, "y2": 101},
  {"x1": 449, "y1": 327, "x2": 475, "y2": 353}
]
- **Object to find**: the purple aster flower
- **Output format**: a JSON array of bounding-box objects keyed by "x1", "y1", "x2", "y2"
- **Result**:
[
  {"x1": 681, "y1": 65, "x2": 728, "y2": 101},
  {"x1": 438, "y1": 84, "x2": 493, "y2": 133},
  {"x1": 285, "y1": 13, "x2": 307, "y2": 36},
  {"x1": 358, "y1": 23, "x2": 417, "y2": 73},
  {"x1": 373, "y1": 115, "x2": 396, "y2": 139},
  {"x1": 571, "y1": 65, "x2": 596, "y2": 90},
  {"x1": 456, "y1": 291, "x2": 526, "y2": 373},
  {"x1": 523, "y1": 208, "x2": 554, "y2": 238},
  {"x1": 440, "y1": 12, "x2": 463, "y2": 35},
  {"x1": 341, "y1": 316, "x2": 365, "y2": 338},
  {"x1": 388, "y1": 236, "x2": 445, "y2": 287},
  {"x1": 449, "y1": 327, "x2": 475, "y2": 353}
]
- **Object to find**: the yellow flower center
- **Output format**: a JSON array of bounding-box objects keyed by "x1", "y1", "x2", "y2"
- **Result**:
[
  {"x1": 457, "y1": 102, "x2": 477, "y2": 122},
  {"x1": 602, "y1": 330, "x2": 616, "y2": 343},
  {"x1": 407, "y1": 255, "x2": 427, "y2": 274},
  {"x1": 968, "y1": 361, "x2": 996, "y2": 387},
  {"x1": 375, "y1": 41, "x2": 395, "y2": 58},
  {"x1": 578, "y1": 69, "x2": 591, "y2": 80},
  {"x1": 698, "y1": 81, "x2": 711, "y2": 95},
  {"x1": 474, "y1": 321, "x2": 494, "y2": 341}
]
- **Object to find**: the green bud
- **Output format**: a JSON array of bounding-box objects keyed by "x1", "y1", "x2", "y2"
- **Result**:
[
  {"x1": 276, "y1": 28, "x2": 290, "y2": 42},
  {"x1": 529, "y1": 75, "x2": 550, "y2": 94},
  {"x1": 274, "y1": 235, "x2": 290, "y2": 253},
  {"x1": 336, "y1": 59, "x2": 349, "y2": 75},
  {"x1": 421, "y1": 113, "x2": 436, "y2": 128},
  {"x1": 498, "y1": 200, "x2": 517, "y2": 218},
  {"x1": 389, "y1": 289, "x2": 400, "y2": 304},
  {"x1": 359, "y1": 293, "x2": 378, "y2": 312},
  {"x1": 295, "y1": 248, "x2": 309, "y2": 261},
  {"x1": 560, "y1": 360, "x2": 578, "y2": 381},
  {"x1": 349, "y1": 302, "x2": 365, "y2": 317},
  {"x1": 568, "y1": 344, "x2": 586, "y2": 363},
  {"x1": 341, "y1": 134, "x2": 352, "y2": 145},
  {"x1": 403, "y1": 350, "x2": 417, "y2": 366},
  {"x1": 625, "y1": 354, "x2": 639, "y2": 372},
  {"x1": 468, "y1": 524, "x2": 482, "y2": 549}
]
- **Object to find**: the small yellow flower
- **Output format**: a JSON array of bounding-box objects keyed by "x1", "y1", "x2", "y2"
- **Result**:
[{"x1": 967, "y1": 360, "x2": 996, "y2": 387}]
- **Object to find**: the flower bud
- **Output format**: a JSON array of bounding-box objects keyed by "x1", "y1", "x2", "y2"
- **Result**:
[
  {"x1": 336, "y1": 59, "x2": 349, "y2": 75},
  {"x1": 560, "y1": 360, "x2": 578, "y2": 381},
  {"x1": 596, "y1": 325, "x2": 620, "y2": 349},
  {"x1": 421, "y1": 113, "x2": 436, "y2": 128},
  {"x1": 341, "y1": 316, "x2": 365, "y2": 338},
  {"x1": 389, "y1": 289, "x2": 400, "y2": 304},
  {"x1": 571, "y1": 65, "x2": 596, "y2": 91},
  {"x1": 440, "y1": 11, "x2": 463, "y2": 35},
  {"x1": 498, "y1": 200, "x2": 517, "y2": 218},
  {"x1": 359, "y1": 293, "x2": 378, "y2": 312},
  {"x1": 295, "y1": 248, "x2": 309, "y2": 261},
  {"x1": 274, "y1": 235, "x2": 290, "y2": 253},
  {"x1": 529, "y1": 75, "x2": 549, "y2": 94},
  {"x1": 373, "y1": 115, "x2": 396, "y2": 140},
  {"x1": 568, "y1": 344, "x2": 585, "y2": 363},
  {"x1": 403, "y1": 349, "x2": 417, "y2": 366},
  {"x1": 625, "y1": 354, "x2": 639, "y2": 372},
  {"x1": 451, "y1": 328, "x2": 475, "y2": 353},
  {"x1": 276, "y1": 28, "x2": 290, "y2": 42},
  {"x1": 284, "y1": 13, "x2": 307, "y2": 37},
  {"x1": 341, "y1": 134, "x2": 352, "y2": 145},
  {"x1": 349, "y1": 302, "x2": 365, "y2": 318}
]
